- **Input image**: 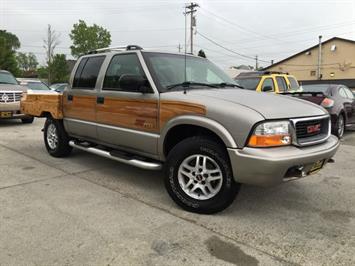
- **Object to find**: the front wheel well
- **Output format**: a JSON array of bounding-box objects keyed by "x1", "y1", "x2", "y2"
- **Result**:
[{"x1": 163, "y1": 124, "x2": 227, "y2": 157}]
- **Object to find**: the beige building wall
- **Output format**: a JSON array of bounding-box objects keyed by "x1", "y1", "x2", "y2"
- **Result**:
[{"x1": 266, "y1": 38, "x2": 355, "y2": 81}]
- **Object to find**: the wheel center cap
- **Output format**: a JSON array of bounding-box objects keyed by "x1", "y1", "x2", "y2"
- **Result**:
[{"x1": 196, "y1": 174, "x2": 203, "y2": 181}]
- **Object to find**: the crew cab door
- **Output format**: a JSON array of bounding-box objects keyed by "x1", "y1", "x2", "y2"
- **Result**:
[
  {"x1": 95, "y1": 52, "x2": 159, "y2": 156},
  {"x1": 63, "y1": 55, "x2": 105, "y2": 140}
]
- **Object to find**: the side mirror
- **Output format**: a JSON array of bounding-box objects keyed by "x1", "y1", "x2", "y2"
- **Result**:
[
  {"x1": 263, "y1": 86, "x2": 273, "y2": 92},
  {"x1": 118, "y1": 74, "x2": 151, "y2": 93}
]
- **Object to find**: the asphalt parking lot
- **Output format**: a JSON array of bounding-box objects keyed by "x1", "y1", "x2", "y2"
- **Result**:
[{"x1": 0, "y1": 118, "x2": 354, "y2": 266}]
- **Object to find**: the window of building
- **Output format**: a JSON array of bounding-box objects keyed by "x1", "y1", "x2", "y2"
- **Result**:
[
  {"x1": 73, "y1": 56, "x2": 105, "y2": 89},
  {"x1": 310, "y1": 70, "x2": 316, "y2": 76}
]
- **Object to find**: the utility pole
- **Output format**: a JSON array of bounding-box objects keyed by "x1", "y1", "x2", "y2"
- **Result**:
[
  {"x1": 317, "y1": 35, "x2": 322, "y2": 80},
  {"x1": 185, "y1": 2, "x2": 199, "y2": 54},
  {"x1": 255, "y1": 55, "x2": 258, "y2": 70},
  {"x1": 178, "y1": 43, "x2": 182, "y2": 53}
]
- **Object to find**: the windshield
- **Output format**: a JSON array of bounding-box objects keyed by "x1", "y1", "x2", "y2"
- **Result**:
[
  {"x1": 234, "y1": 77, "x2": 261, "y2": 90},
  {"x1": 287, "y1": 76, "x2": 300, "y2": 90},
  {"x1": 143, "y1": 52, "x2": 237, "y2": 92},
  {"x1": 50, "y1": 84, "x2": 61, "y2": 89},
  {"x1": 26, "y1": 82, "x2": 50, "y2": 90},
  {"x1": 301, "y1": 85, "x2": 330, "y2": 94},
  {"x1": 0, "y1": 72, "x2": 18, "y2": 85}
]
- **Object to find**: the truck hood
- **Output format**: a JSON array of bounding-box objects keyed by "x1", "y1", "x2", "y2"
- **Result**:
[
  {"x1": 189, "y1": 88, "x2": 327, "y2": 119},
  {"x1": 0, "y1": 84, "x2": 26, "y2": 92}
]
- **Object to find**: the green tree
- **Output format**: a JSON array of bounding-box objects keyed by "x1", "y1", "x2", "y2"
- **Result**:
[
  {"x1": 0, "y1": 30, "x2": 20, "y2": 75},
  {"x1": 69, "y1": 20, "x2": 111, "y2": 58},
  {"x1": 37, "y1": 66, "x2": 49, "y2": 79},
  {"x1": 16, "y1": 52, "x2": 38, "y2": 73},
  {"x1": 49, "y1": 54, "x2": 68, "y2": 83},
  {"x1": 27, "y1": 53, "x2": 38, "y2": 71},
  {"x1": 198, "y1": 49, "x2": 206, "y2": 58},
  {"x1": 16, "y1": 52, "x2": 29, "y2": 72}
]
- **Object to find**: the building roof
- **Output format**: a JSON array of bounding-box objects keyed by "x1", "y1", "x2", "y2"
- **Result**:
[{"x1": 264, "y1": 37, "x2": 355, "y2": 70}]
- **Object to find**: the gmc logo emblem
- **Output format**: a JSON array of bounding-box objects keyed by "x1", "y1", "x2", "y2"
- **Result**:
[{"x1": 307, "y1": 124, "x2": 321, "y2": 133}]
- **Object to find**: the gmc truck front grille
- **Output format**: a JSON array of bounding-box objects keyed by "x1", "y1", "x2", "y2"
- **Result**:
[
  {"x1": 0, "y1": 92, "x2": 22, "y2": 103},
  {"x1": 291, "y1": 115, "x2": 331, "y2": 146}
]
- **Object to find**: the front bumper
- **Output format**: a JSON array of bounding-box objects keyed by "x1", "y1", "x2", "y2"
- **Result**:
[
  {"x1": 228, "y1": 135, "x2": 340, "y2": 186},
  {"x1": 0, "y1": 102, "x2": 28, "y2": 119}
]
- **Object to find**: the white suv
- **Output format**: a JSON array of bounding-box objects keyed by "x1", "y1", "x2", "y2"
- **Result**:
[{"x1": 0, "y1": 70, "x2": 33, "y2": 123}]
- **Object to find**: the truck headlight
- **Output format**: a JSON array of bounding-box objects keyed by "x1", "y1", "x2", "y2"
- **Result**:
[{"x1": 248, "y1": 121, "x2": 291, "y2": 147}]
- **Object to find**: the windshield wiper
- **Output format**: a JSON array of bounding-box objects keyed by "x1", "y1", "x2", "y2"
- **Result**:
[
  {"x1": 213, "y1": 82, "x2": 244, "y2": 89},
  {"x1": 166, "y1": 81, "x2": 218, "y2": 91}
]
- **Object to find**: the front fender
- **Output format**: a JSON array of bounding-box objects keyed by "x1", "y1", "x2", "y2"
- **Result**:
[{"x1": 158, "y1": 115, "x2": 238, "y2": 160}]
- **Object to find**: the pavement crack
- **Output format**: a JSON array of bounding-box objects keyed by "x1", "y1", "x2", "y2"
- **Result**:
[{"x1": 0, "y1": 174, "x2": 67, "y2": 191}]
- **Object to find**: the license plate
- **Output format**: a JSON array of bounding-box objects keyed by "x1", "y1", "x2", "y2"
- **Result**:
[
  {"x1": 309, "y1": 159, "x2": 325, "y2": 174},
  {"x1": 0, "y1": 112, "x2": 12, "y2": 118}
]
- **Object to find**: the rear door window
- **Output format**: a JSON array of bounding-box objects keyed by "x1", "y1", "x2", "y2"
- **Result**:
[
  {"x1": 339, "y1": 88, "x2": 348, "y2": 98},
  {"x1": 344, "y1": 87, "x2": 354, "y2": 99},
  {"x1": 73, "y1": 56, "x2": 105, "y2": 89},
  {"x1": 287, "y1": 76, "x2": 300, "y2": 90},
  {"x1": 275, "y1": 77, "x2": 287, "y2": 92}
]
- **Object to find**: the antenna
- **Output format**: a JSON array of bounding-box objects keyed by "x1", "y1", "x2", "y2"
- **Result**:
[{"x1": 184, "y1": 6, "x2": 187, "y2": 94}]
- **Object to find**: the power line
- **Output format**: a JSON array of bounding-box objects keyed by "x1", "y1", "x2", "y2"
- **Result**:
[
  {"x1": 199, "y1": 7, "x2": 288, "y2": 44},
  {"x1": 196, "y1": 31, "x2": 270, "y2": 63}
]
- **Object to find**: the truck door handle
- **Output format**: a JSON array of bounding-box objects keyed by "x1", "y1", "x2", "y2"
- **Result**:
[
  {"x1": 67, "y1": 95, "x2": 73, "y2": 101},
  {"x1": 97, "y1": 96, "x2": 105, "y2": 104}
]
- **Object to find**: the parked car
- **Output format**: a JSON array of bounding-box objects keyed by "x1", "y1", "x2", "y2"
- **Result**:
[
  {"x1": 21, "y1": 46, "x2": 339, "y2": 214},
  {"x1": 0, "y1": 70, "x2": 34, "y2": 123},
  {"x1": 50, "y1": 83, "x2": 68, "y2": 93},
  {"x1": 235, "y1": 71, "x2": 300, "y2": 93},
  {"x1": 18, "y1": 79, "x2": 51, "y2": 91},
  {"x1": 282, "y1": 84, "x2": 355, "y2": 138}
]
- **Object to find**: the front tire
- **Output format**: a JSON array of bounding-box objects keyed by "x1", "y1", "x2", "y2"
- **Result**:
[
  {"x1": 333, "y1": 114, "x2": 345, "y2": 138},
  {"x1": 44, "y1": 117, "x2": 72, "y2": 157},
  {"x1": 165, "y1": 136, "x2": 239, "y2": 214}
]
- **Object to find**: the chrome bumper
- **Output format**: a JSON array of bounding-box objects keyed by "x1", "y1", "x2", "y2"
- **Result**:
[
  {"x1": 0, "y1": 101, "x2": 21, "y2": 112},
  {"x1": 0, "y1": 102, "x2": 27, "y2": 119},
  {"x1": 228, "y1": 135, "x2": 340, "y2": 186}
]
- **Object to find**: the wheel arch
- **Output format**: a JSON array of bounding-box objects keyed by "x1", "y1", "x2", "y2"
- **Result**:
[{"x1": 159, "y1": 115, "x2": 237, "y2": 160}]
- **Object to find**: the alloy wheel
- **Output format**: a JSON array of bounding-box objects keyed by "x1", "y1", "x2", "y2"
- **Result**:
[{"x1": 177, "y1": 154, "x2": 223, "y2": 200}]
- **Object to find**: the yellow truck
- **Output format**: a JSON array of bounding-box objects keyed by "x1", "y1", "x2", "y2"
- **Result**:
[{"x1": 234, "y1": 71, "x2": 300, "y2": 93}]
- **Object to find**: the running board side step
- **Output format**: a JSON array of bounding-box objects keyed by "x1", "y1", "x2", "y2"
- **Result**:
[{"x1": 69, "y1": 141, "x2": 162, "y2": 170}]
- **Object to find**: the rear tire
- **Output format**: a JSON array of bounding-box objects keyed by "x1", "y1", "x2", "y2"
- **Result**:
[
  {"x1": 44, "y1": 117, "x2": 72, "y2": 157},
  {"x1": 333, "y1": 114, "x2": 345, "y2": 138},
  {"x1": 21, "y1": 116, "x2": 34, "y2": 124},
  {"x1": 164, "y1": 136, "x2": 240, "y2": 214}
]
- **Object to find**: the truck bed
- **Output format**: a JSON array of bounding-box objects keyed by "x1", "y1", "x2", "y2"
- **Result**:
[{"x1": 20, "y1": 90, "x2": 63, "y2": 119}]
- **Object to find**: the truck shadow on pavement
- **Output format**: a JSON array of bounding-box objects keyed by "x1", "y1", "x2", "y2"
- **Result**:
[{"x1": 70, "y1": 149, "x2": 352, "y2": 222}]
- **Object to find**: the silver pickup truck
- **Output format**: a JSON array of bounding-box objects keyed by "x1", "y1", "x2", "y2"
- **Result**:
[
  {"x1": 21, "y1": 46, "x2": 340, "y2": 214},
  {"x1": 0, "y1": 70, "x2": 33, "y2": 123}
]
